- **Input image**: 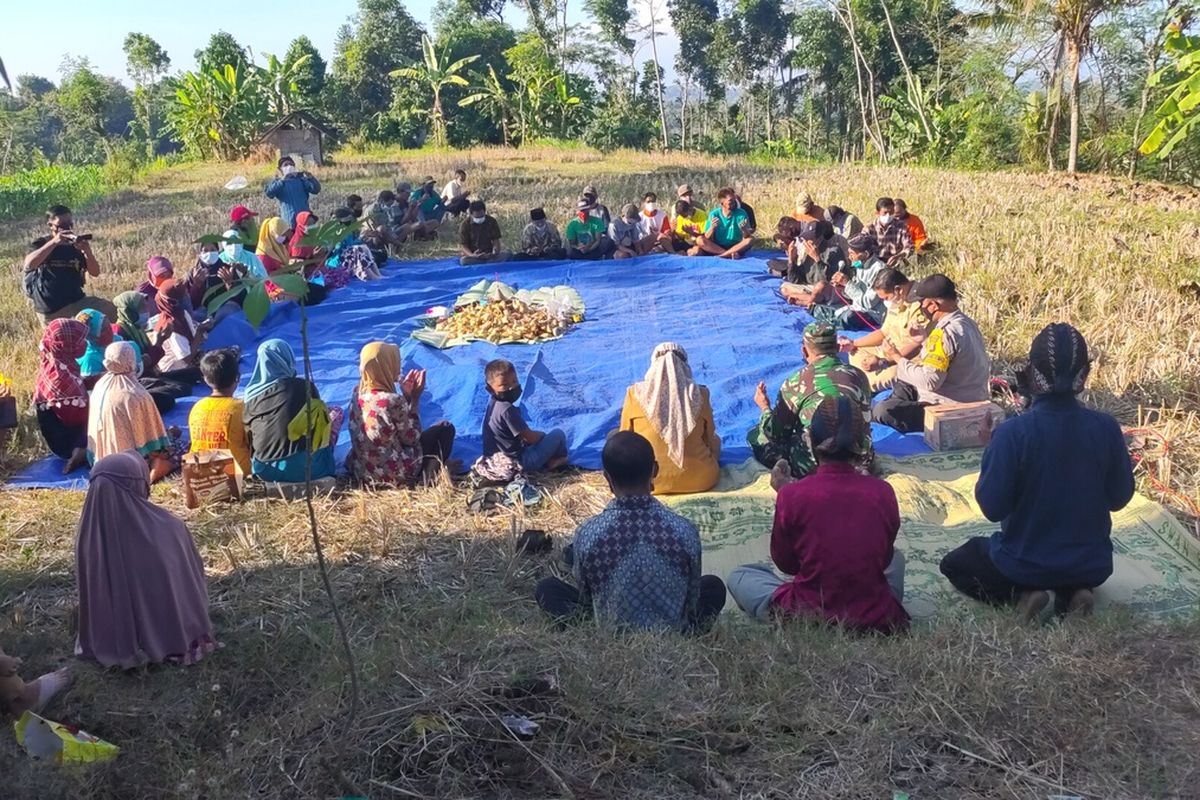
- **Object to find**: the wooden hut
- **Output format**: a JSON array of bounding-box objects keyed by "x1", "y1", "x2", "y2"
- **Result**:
[{"x1": 255, "y1": 111, "x2": 337, "y2": 166}]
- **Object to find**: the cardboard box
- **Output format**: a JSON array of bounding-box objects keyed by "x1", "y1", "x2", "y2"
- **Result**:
[{"x1": 924, "y1": 401, "x2": 1005, "y2": 451}]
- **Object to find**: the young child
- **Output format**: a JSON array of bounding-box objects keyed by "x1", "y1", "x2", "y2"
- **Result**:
[
  {"x1": 187, "y1": 348, "x2": 251, "y2": 475},
  {"x1": 730, "y1": 394, "x2": 909, "y2": 634},
  {"x1": 534, "y1": 431, "x2": 726, "y2": 632},
  {"x1": 0, "y1": 644, "x2": 71, "y2": 720},
  {"x1": 481, "y1": 359, "x2": 568, "y2": 475}
]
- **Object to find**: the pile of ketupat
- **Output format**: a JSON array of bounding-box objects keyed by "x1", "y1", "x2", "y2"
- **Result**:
[{"x1": 435, "y1": 296, "x2": 567, "y2": 343}]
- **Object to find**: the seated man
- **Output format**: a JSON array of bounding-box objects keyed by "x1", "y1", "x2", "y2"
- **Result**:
[
  {"x1": 441, "y1": 169, "x2": 470, "y2": 217},
  {"x1": 696, "y1": 187, "x2": 753, "y2": 259},
  {"x1": 534, "y1": 431, "x2": 727, "y2": 632},
  {"x1": 390, "y1": 182, "x2": 423, "y2": 242},
  {"x1": 637, "y1": 192, "x2": 672, "y2": 253},
  {"x1": 791, "y1": 191, "x2": 824, "y2": 224},
  {"x1": 864, "y1": 196, "x2": 914, "y2": 266},
  {"x1": 459, "y1": 200, "x2": 509, "y2": 265},
  {"x1": 824, "y1": 204, "x2": 862, "y2": 240},
  {"x1": 676, "y1": 183, "x2": 705, "y2": 213},
  {"x1": 843, "y1": 268, "x2": 930, "y2": 392},
  {"x1": 565, "y1": 198, "x2": 615, "y2": 259},
  {"x1": 872, "y1": 274, "x2": 990, "y2": 433},
  {"x1": 777, "y1": 221, "x2": 850, "y2": 306},
  {"x1": 412, "y1": 176, "x2": 447, "y2": 239},
  {"x1": 730, "y1": 395, "x2": 909, "y2": 633},
  {"x1": 609, "y1": 204, "x2": 644, "y2": 259},
  {"x1": 672, "y1": 199, "x2": 709, "y2": 255},
  {"x1": 809, "y1": 233, "x2": 887, "y2": 330},
  {"x1": 518, "y1": 208, "x2": 566, "y2": 260},
  {"x1": 581, "y1": 184, "x2": 612, "y2": 225},
  {"x1": 894, "y1": 198, "x2": 929, "y2": 252},
  {"x1": 735, "y1": 192, "x2": 757, "y2": 234},
  {"x1": 940, "y1": 324, "x2": 1134, "y2": 621},
  {"x1": 748, "y1": 322, "x2": 872, "y2": 480}
]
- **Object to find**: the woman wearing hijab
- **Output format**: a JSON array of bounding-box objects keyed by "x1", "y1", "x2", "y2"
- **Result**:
[
  {"x1": 328, "y1": 207, "x2": 382, "y2": 282},
  {"x1": 255, "y1": 216, "x2": 293, "y2": 275},
  {"x1": 242, "y1": 339, "x2": 342, "y2": 483},
  {"x1": 74, "y1": 308, "x2": 114, "y2": 389},
  {"x1": 289, "y1": 211, "x2": 350, "y2": 291},
  {"x1": 87, "y1": 342, "x2": 179, "y2": 483},
  {"x1": 76, "y1": 450, "x2": 219, "y2": 670},
  {"x1": 345, "y1": 341, "x2": 456, "y2": 487},
  {"x1": 149, "y1": 279, "x2": 203, "y2": 378},
  {"x1": 728, "y1": 395, "x2": 909, "y2": 633},
  {"x1": 619, "y1": 343, "x2": 720, "y2": 495},
  {"x1": 113, "y1": 291, "x2": 157, "y2": 364},
  {"x1": 34, "y1": 319, "x2": 91, "y2": 472},
  {"x1": 136, "y1": 255, "x2": 175, "y2": 304},
  {"x1": 220, "y1": 229, "x2": 268, "y2": 278},
  {"x1": 940, "y1": 323, "x2": 1135, "y2": 622}
]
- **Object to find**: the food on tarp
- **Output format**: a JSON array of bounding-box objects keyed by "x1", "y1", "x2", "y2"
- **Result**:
[
  {"x1": 412, "y1": 280, "x2": 585, "y2": 348},
  {"x1": 435, "y1": 297, "x2": 566, "y2": 343}
]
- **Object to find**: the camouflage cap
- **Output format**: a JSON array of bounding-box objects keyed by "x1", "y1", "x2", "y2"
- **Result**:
[{"x1": 803, "y1": 321, "x2": 838, "y2": 352}]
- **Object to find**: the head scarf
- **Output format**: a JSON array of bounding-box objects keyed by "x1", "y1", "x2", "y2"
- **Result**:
[
  {"x1": 256, "y1": 217, "x2": 291, "y2": 272},
  {"x1": 113, "y1": 291, "x2": 151, "y2": 353},
  {"x1": 244, "y1": 339, "x2": 297, "y2": 401},
  {"x1": 146, "y1": 256, "x2": 173, "y2": 284},
  {"x1": 88, "y1": 342, "x2": 170, "y2": 462},
  {"x1": 75, "y1": 450, "x2": 218, "y2": 669},
  {"x1": 1027, "y1": 322, "x2": 1090, "y2": 396},
  {"x1": 359, "y1": 341, "x2": 401, "y2": 394},
  {"x1": 75, "y1": 308, "x2": 114, "y2": 378},
  {"x1": 219, "y1": 229, "x2": 268, "y2": 279},
  {"x1": 289, "y1": 211, "x2": 316, "y2": 259},
  {"x1": 154, "y1": 279, "x2": 191, "y2": 337},
  {"x1": 809, "y1": 395, "x2": 867, "y2": 459},
  {"x1": 34, "y1": 319, "x2": 89, "y2": 411},
  {"x1": 631, "y1": 343, "x2": 703, "y2": 469}
]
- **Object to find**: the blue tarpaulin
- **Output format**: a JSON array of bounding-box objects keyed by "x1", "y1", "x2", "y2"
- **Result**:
[{"x1": 7, "y1": 253, "x2": 929, "y2": 489}]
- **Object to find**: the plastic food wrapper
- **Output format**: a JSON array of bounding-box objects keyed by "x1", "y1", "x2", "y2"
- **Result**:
[
  {"x1": 223, "y1": 175, "x2": 249, "y2": 191},
  {"x1": 14, "y1": 711, "x2": 119, "y2": 764}
]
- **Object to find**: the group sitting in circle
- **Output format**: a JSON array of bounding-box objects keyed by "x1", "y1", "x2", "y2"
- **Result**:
[{"x1": 8, "y1": 173, "x2": 1138, "y2": 700}]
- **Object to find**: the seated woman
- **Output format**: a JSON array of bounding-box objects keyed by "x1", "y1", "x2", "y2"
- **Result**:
[
  {"x1": 345, "y1": 341, "x2": 456, "y2": 486},
  {"x1": 940, "y1": 324, "x2": 1135, "y2": 622},
  {"x1": 193, "y1": 241, "x2": 250, "y2": 325},
  {"x1": 137, "y1": 256, "x2": 201, "y2": 321},
  {"x1": 75, "y1": 308, "x2": 114, "y2": 390},
  {"x1": 327, "y1": 207, "x2": 383, "y2": 281},
  {"x1": 148, "y1": 279, "x2": 205, "y2": 390},
  {"x1": 110, "y1": 291, "x2": 181, "y2": 414},
  {"x1": 290, "y1": 210, "x2": 350, "y2": 291},
  {"x1": 33, "y1": 319, "x2": 91, "y2": 473},
  {"x1": 220, "y1": 229, "x2": 268, "y2": 280},
  {"x1": 242, "y1": 339, "x2": 343, "y2": 483},
  {"x1": 843, "y1": 269, "x2": 929, "y2": 393},
  {"x1": 87, "y1": 342, "x2": 181, "y2": 483},
  {"x1": 729, "y1": 395, "x2": 909, "y2": 633},
  {"x1": 255, "y1": 216, "x2": 292, "y2": 275},
  {"x1": 619, "y1": 343, "x2": 720, "y2": 495},
  {"x1": 75, "y1": 450, "x2": 220, "y2": 669}
]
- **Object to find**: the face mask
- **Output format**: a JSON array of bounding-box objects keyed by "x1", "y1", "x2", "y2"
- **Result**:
[
  {"x1": 200, "y1": 251, "x2": 221, "y2": 266},
  {"x1": 472, "y1": 216, "x2": 486, "y2": 225},
  {"x1": 490, "y1": 385, "x2": 522, "y2": 403},
  {"x1": 577, "y1": 212, "x2": 588, "y2": 222},
  {"x1": 137, "y1": 312, "x2": 150, "y2": 327},
  {"x1": 281, "y1": 165, "x2": 297, "y2": 176},
  {"x1": 275, "y1": 234, "x2": 289, "y2": 244},
  {"x1": 879, "y1": 213, "x2": 893, "y2": 225},
  {"x1": 884, "y1": 299, "x2": 898, "y2": 312},
  {"x1": 851, "y1": 259, "x2": 863, "y2": 269},
  {"x1": 644, "y1": 202, "x2": 658, "y2": 213},
  {"x1": 224, "y1": 243, "x2": 243, "y2": 259}
]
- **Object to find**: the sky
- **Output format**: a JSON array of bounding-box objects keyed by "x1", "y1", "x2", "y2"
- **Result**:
[{"x1": 2, "y1": 0, "x2": 679, "y2": 87}]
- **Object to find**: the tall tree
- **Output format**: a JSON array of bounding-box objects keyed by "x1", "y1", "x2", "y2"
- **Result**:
[
  {"x1": 283, "y1": 36, "x2": 327, "y2": 106},
  {"x1": 1055, "y1": 0, "x2": 1120, "y2": 173},
  {"x1": 328, "y1": 0, "x2": 426, "y2": 139},
  {"x1": 195, "y1": 32, "x2": 249, "y2": 74},
  {"x1": 123, "y1": 33, "x2": 171, "y2": 158},
  {"x1": 589, "y1": 0, "x2": 635, "y2": 55},
  {"x1": 391, "y1": 35, "x2": 479, "y2": 146}
]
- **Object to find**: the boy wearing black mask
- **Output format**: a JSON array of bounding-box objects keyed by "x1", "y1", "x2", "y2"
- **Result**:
[{"x1": 482, "y1": 359, "x2": 569, "y2": 473}]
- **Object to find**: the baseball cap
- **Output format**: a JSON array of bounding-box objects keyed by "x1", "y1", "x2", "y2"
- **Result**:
[
  {"x1": 909, "y1": 274, "x2": 957, "y2": 302},
  {"x1": 676, "y1": 184, "x2": 693, "y2": 197},
  {"x1": 230, "y1": 205, "x2": 257, "y2": 224},
  {"x1": 797, "y1": 191, "x2": 814, "y2": 207},
  {"x1": 582, "y1": 184, "x2": 598, "y2": 196},
  {"x1": 422, "y1": 176, "x2": 435, "y2": 186},
  {"x1": 803, "y1": 321, "x2": 838, "y2": 351}
]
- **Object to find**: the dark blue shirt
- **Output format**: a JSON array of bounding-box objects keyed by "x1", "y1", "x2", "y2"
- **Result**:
[
  {"x1": 482, "y1": 398, "x2": 528, "y2": 458},
  {"x1": 265, "y1": 173, "x2": 321, "y2": 226},
  {"x1": 975, "y1": 394, "x2": 1134, "y2": 588}
]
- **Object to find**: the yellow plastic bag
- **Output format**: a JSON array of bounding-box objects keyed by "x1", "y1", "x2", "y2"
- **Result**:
[{"x1": 14, "y1": 711, "x2": 119, "y2": 764}]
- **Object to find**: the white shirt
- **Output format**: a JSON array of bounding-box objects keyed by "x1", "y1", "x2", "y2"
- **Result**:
[
  {"x1": 638, "y1": 209, "x2": 668, "y2": 238},
  {"x1": 441, "y1": 179, "x2": 466, "y2": 202},
  {"x1": 148, "y1": 314, "x2": 197, "y2": 373}
]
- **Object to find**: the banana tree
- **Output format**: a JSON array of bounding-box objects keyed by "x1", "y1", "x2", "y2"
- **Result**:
[
  {"x1": 1140, "y1": 26, "x2": 1200, "y2": 160},
  {"x1": 391, "y1": 35, "x2": 479, "y2": 148},
  {"x1": 459, "y1": 64, "x2": 514, "y2": 146},
  {"x1": 262, "y1": 51, "x2": 312, "y2": 117}
]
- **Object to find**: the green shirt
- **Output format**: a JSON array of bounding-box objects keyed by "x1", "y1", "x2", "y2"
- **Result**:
[
  {"x1": 565, "y1": 216, "x2": 608, "y2": 248},
  {"x1": 747, "y1": 355, "x2": 872, "y2": 477},
  {"x1": 706, "y1": 207, "x2": 750, "y2": 247}
]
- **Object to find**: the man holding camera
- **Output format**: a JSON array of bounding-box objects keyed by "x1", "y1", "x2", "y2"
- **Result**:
[
  {"x1": 264, "y1": 155, "x2": 321, "y2": 226},
  {"x1": 24, "y1": 204, "x2": 115, "y2": 325}
]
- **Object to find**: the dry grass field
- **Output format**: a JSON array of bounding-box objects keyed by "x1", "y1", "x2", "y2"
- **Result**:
[{"x1": 2, "y1": 148, "x2": 1200, "y2": 798}]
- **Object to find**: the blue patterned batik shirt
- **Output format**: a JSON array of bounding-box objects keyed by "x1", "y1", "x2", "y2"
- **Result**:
[{"x1": 573, "y1": 495, "x2": 703, "y2": 632}]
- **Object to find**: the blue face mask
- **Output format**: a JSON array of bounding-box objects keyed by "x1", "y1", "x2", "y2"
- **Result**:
[{"x1": 852, "y1": 259, "x2": 863, "y2": 269}]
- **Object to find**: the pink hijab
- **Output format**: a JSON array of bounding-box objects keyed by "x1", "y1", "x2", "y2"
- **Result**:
[{"x1": 75, "y1": 451, "x2": 220, "y2": 669}]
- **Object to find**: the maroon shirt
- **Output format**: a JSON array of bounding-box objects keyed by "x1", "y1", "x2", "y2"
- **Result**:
[{"x1": 770, "y1": 462, "x2": 909, "y2": 633}]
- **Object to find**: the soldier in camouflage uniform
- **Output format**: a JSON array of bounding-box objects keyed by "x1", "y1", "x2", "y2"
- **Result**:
[{"x1": 748, "y1": 322, "x2": 873, "y2": 478}]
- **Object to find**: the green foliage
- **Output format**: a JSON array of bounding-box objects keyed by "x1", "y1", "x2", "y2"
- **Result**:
[
  {"x1": 1141, "y1": 27, "x2": 1200, "y2": 160},
  {"x1": 588, "y1": 0, "x2": 634, "y2": 53},
  {"x1": 123, "y1": 33, "x2": 172, "y2": 159},
  {"x1": 0, "y1": 165, "x2": 107, "y2": 221},
  {"x1": 668, "y1": 0, "x2": 721, "y2": 95},
  {"x1": 194, "y1": 32, "x2": 249, "y2": 75},
  {"x1": 583, "y1": 98, "x2": 656, "y2": 151},
  {"x1": 284, "y1": 37, "x2": 327, "y2": 105},
  {"x1": 391, "y1": 35, "x2": 479, "y2": 147},
  {"x1": 167, "y1": 63, "x2": 270, "y2": 160}
]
